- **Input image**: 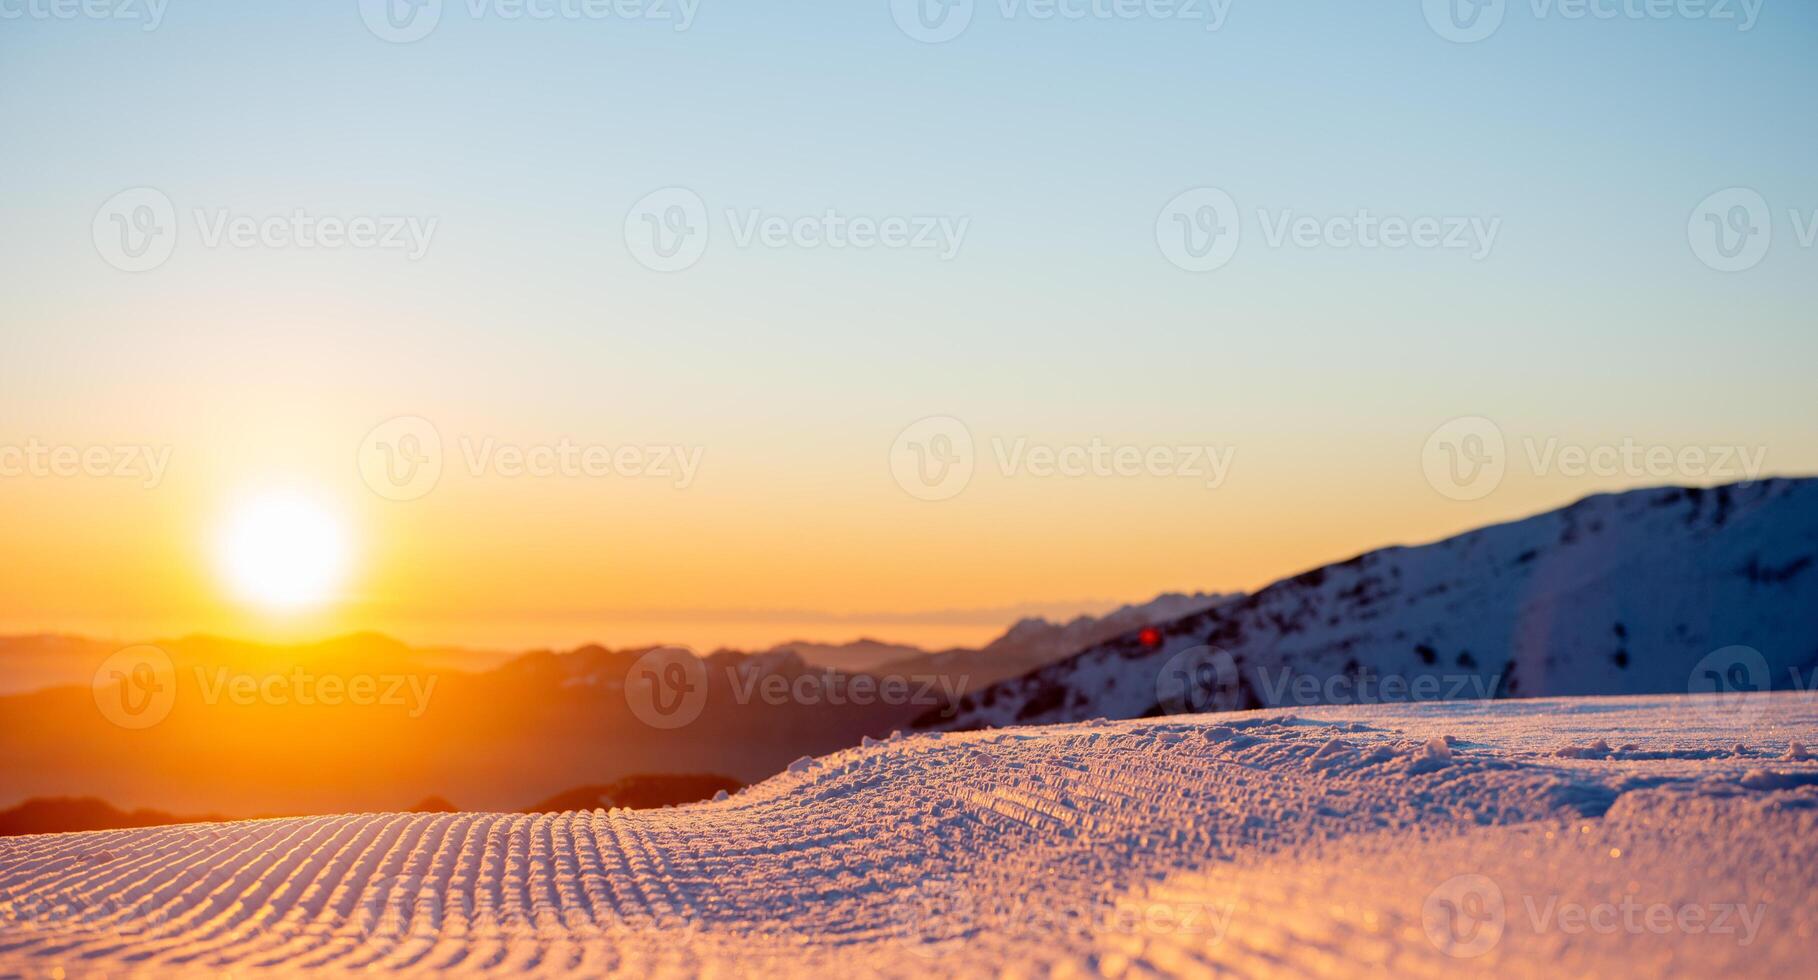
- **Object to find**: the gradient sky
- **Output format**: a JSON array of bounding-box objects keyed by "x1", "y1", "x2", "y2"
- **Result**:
[{"x1": 2, "y1": 2, "x2": 1815, "y2": 651}]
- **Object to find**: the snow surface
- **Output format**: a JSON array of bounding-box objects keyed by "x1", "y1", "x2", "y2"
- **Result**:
[{"x1": 3, "y1": 693, "x2": 1816, "y2": 977}]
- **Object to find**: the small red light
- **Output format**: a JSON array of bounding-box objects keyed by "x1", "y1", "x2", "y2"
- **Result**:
[{"x1": 1139, "y1": 627, "x2": 1163, "y2": 648}]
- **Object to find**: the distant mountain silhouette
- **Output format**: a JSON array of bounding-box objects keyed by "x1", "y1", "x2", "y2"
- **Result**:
[
  {"x1": 0, "y1": 777, "x2": 747, "y2": 836},
  {"x1": 0, "y1": 632, "x2": 514, "y2": 696},
  {"x1": 409, "y1": 795, "x2": 459, "y2": 813},
  {"x1": 881, "y1": 592, "x2": 1236, "y2": 688},
  {"x1": 722, "y1": 594, "x2": 1235, "y2": 683},
  {"x1": 0, "y1": 594, "x2": 1237, "y2": 818},
  {"x1": 0, "y1": 635, "x2": 121, "y2": 695},
  {"x1": 0, "y1": 796, "x2": 225, "y2": 837},
  {"x1": 523, "y1": 774, "x2": 743, "y2": 812},
  {"x1": 739, "y1": 638, "x2": 929, "y2": 673},
  {"x1": 924, "y1": 480, "x2": 1818, "y2": 730}
]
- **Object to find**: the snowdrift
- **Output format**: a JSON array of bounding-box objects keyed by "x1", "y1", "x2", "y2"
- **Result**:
[{"x1": 2, "y1": 693, "x2": 1815, "y2": 977}]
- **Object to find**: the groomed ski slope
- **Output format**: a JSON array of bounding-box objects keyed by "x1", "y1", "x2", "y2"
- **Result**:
[{"x1": 4, "y1": 693, "x2": 1816, "y2": 977}]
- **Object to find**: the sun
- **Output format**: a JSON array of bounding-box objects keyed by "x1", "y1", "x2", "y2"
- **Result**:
[{"x1": 215, "y1": 493, "x2": 351, "y2": 612}]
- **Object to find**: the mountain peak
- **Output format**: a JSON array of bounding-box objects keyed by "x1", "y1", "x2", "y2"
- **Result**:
[{"x1": 926, "y1": 478, "x2": 1818, "y2": 730}]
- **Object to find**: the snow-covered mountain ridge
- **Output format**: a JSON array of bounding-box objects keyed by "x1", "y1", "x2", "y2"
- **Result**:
[{"x1": 924, "y1": 479, "x2": 1818, "y2": 730}]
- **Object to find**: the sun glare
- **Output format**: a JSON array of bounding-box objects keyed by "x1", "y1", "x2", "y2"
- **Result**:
[{"x1": 215, "y1": 493, "x2": 351, "y2": 612}]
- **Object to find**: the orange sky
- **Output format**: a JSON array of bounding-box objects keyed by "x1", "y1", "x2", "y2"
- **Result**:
[{"x1": 5, "y1": 406, "x2": 1791, "y2": 654}]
